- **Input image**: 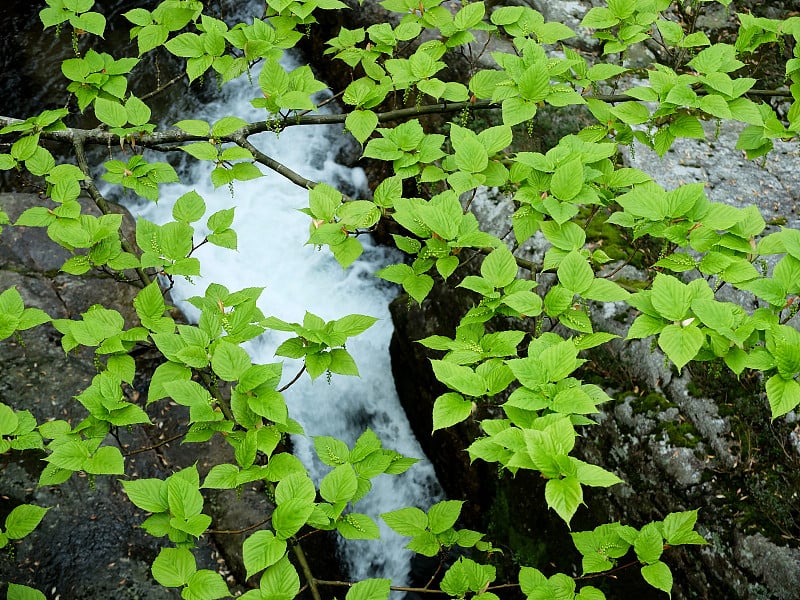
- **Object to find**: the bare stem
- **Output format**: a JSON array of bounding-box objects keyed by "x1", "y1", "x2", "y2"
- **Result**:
[
  {"x1": 291, "y1": 538, "x2": 323, "y2": 600},
  {"x1": 278, "y1": 365, "x2": 306, "y2": 393},
  {"x1": 208, "y1": 518, "x2": 271, "y2": 535},
  {"x1": 123, "y1": 431, "x2": 186, "y2": 456}
]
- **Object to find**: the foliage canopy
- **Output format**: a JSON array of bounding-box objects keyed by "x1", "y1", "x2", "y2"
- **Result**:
[{"x1": 2, "y1": 0, "x2": 800, "y2": 598}]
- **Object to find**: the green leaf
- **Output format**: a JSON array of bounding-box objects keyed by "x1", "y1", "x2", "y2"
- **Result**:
[
  {"x1": 481, "y1": 246, "x2": 517, "y2": 288},
  {"x1": 573, "y1": 460, "x2": 623, "y2": 487},
  {"x1": 432, "y1": 392, "x2": 473, "y2": 432},
  {"x1": 149, "y1": 361, "x2": 191, "y2": 403},
  {"x1": 581, "y1": 6, "x2": 620, "y2": 28},
  {"x1": 634, "y1": 523, "x2": 664, "y2": 564},
  {"x1": 345, "y1": 110, "x2": 378, "y2": 144},
  {"x1": 231, "y1": 162, "x2": 262, "y2": 182},
  {"x1": 641, "y1": 561, "x2": 673, "y2": 597},
  {"x1": 183, "y1": 142, "x2": 219, "y2": 161},
  {"x1": 320, "y1": 464, "x2": 358, "y2": 504},
  {"x1": 518, "y1": 62, "x2": 550, "y2": 102},
  {"x1": 152, "y1": 547, "x2": 196, "y2": 587},
  {"x1": 212, "y1": 116, "x2": 248, "y2": 138},
  {"x1": 557, "y1": 251, "x2": 594, "y2": 295},
  {"x1": 94, "y1": 98, "x2": 128, "y2": 128},
  {"x1": 611, "y1": 102, "x2": 650, "y2": 125},
  {"x1": 7, "y1": 584, "x2": 46, "y2": 600},
  {"x1": 328, "y1": 348, "x2": 359, "y2": 376},
  {"x1": 15, "y1": 206, "x2": 56, "y2": 227},
  {"x1": 502, "y1": 290, "x2": 543, "y2": 316},
  {"x1": 73, "y1": 11, "x2": 106, "y2": 37},
  {"x1": 208, "y1": 208, "x2": 235, "y2": 232},
  {"x1": 5, "y1": 504, "x2": 48, "y2": 539},
  {"x1": 765, "y1": 375, "x2": 800, "y2": 419},
  {"x1": 46, "y1": 440, "x2": 89, "y2": 471},
  {"x1": 314, "y1": 436, "x2": 350, "y2": 466},
  {"x1": 212, "y1": 341, "x2": 251, "y2": 381},
  {"x1": 651, "y1": 274, "x2": 691, "y2": 321},
  {"x1": 121, "y1": 478, "x2": 168, "y2": 513},
  {"x1": 450, "y1": 124, "x2": 488, "y2": 173},
  {"x1": 551, "y1": 158, "x2": 583, "y2": 202},
  {"x1": 381, "y1": 506, "x2": 428, "y2": 537},
  {"x1": 11, "y1": 135, "x2": 40, "y2": 162},
  {"x1": 655, "y1": 253, "x2": 697, "y2": 272},
  {"x1": 274, "y1": 472, "x2": 316, "y2": 505},
  {"x1": 272, "y1": 498, "x2": 314, "y2": 540},
  {"x1": 258, "y1": 555, "x2": 300, "y2": 599},
  {"x1": 545, "y1": 476, "x2": 582, "y2": 526},
  {"x1": 658, "y1": 324, "x2": 704, "y2": 371},
  {"x1": 583, "y1": 278, "x2": 629, "y2": 301},
  {"x1": 662, "y1": 510, "x2": 707, "y2": 546},
  {"x1": 183, "y1": 570, "x2": 229, "y2": 600},
  {"x1": 431, "y1": 361, "x2": 486, "y2": 397},
  {"x1": 134, "y1": 281, "x2": 172, "y2": 334},
  {"x1": 502, "y1": 97, "x2": 537, "y2": 126},
  {"x1": 176, "y1": 119, "x2": 210, "y2": 137},
  {"x1": 404, "y1": 273, "x2": 434, "y2": 305},
  {"x1": 166, "y1": 32, "x2": 204, "y2": 58},
  {"x1": 243, "y1": 530, "x2": 287, "y2": 580},
  {"x1": 0, "y1": 404, "x2": 18, "y2": 436},
  {"x1": 337, "y1": 513, "x2": 380, "y2": 539},
  {"x1": 427, "y1": 500, "x2": 463, "y2": 534},
  {"x1": 346, "y1": 578, "x2": 391, "y2": 600}
]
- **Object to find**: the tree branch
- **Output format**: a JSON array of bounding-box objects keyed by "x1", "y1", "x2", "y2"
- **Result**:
[
  {"x1": 1, "y1": 87, "x2": 790, "y2": 148},
  {"x1": 291, "y1": 542, "x2": 323, "y2": 600},
  {"x1": 207, "y1": 518, "x2": 271, "y2": 535},
  {"x1": 311, "y1": 579, "x2": 522, "y2": 594},
  {"x1": 230, "y1": 132, "x2": 319, "y2": 191}
]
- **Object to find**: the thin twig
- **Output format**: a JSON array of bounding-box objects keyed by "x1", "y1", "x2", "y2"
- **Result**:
[
  {"x1": 0, "y1": 87, "x2": 792, "y2": 147},
  {"x1": 278, "y1": 365, "x2": 306, "y2": 393},
  {"x1": 199, "y1": 369, "x2": 234, "y2": 422},
  {"x1": 231, "y1": 132, "x2": 321, "y2": 192},
  {"x1": 208, "y1": 518, "x2": 271, "y2": 535},
  {"x1": 291, "y1": 539, "x2": 323, "y2": 600},
  {"x1": 601, "y1": 248, "x2": 641, "y2": 279},
  {"x1": 139, "y1": 72, "x2": 186, "y2": 101},
  {"x1": 123, "y1": 431, "x2": 185, "y2": 456}
]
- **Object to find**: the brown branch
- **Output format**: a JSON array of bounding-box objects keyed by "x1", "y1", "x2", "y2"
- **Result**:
[
  {"x1": 139, "y1": 72, "x2": 186, "y2": 102},
  {"x1": 0, "y1": 87, "x2": 792, "y2": 148},
  {"x1": 278, "y1": 365, "x2": 306, "y2": 393},
  {"x1": 230, "y1": 132, "x2": 324, "y2": 193},
  {"x1": 312, "y1": 580, "x2": 522, "y2": 594},
  {"x1": 292, "y1": 542, "x2": 323, "y2": 600},
  {"x1": 123, "y1": 431, "x2": 185, "y2": 456},
  {"x1": 199, "y1": 369, "x2": 234, "y2": 422},
  {"x1": 207, "y1": 518, "x2": 271, "y2": 535}
]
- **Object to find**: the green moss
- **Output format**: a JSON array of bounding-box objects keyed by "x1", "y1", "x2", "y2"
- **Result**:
[
  {"x1": 657, "y1": 420, "x2": 700, "y2": 448},
  {"x1": 686, "y1": 381, "x2": 703, "y2": 397},
  {"x1": 638, "y1": 392, "x2": 676, "y2": 413}
]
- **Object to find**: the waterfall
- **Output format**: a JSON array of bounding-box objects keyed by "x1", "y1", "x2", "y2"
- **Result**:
[{"x1": 129, "y1": 41, "x2": 441, "y2": 591}]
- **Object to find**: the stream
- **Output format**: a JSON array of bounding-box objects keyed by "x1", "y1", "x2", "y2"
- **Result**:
[{"x1": 129, "y1": 39, "x2": 442, "y2": 592}]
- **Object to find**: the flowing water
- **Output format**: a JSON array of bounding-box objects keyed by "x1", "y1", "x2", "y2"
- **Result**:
[{"x1": 130, "y1": 51, "x2": 441, "y2": 589}]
